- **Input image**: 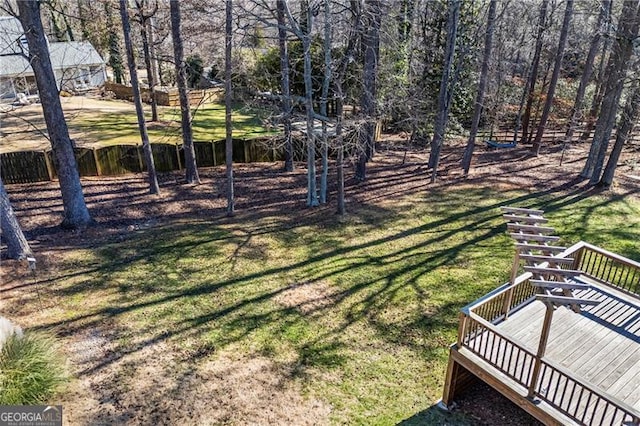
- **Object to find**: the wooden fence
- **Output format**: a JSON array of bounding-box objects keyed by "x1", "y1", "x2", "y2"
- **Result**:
[
  {"x1": 479, "y1": 128, "x2": 640, "y2": 145},
  {"x1": 104, "y1": 82, "x2": 223, "y2": 106},
  {"x1": 0, "y1": 139, "x2": 281, "y2": 184}
]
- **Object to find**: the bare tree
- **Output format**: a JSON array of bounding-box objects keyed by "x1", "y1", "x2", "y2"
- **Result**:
[
  {"x1": 319, "y1": 0, "x2": 332, "y2": 204},
  {"x1": 225, "y1": 0, "x2": 234, "y2": 216},
  {"x1": 532, "y1": 0, "x2": 574, "y2": 155},
  {"x1": 461, "y1": 0, "x2": 497, "y2": 176},
  {"x1": 520, "y1": 0, "x2": 549, "y2": 144},
  {"x1": 565, "y1": 0, "x2": 611, "y2": 143},
  {"x1": 428, "y1": 0, "x2": 460, "y2": 183},
  {"x1": 170, "y1": 0, "x2": 200, "y2": 184},
  {"x1": 582, "y1": 0, "x2": 640, "y2": 184},
  {"x1": 17, "y1": 0, "x2": 93, "y2": 229},
  {"x1": 334, "y1": 2, "x2": 362, "y2": 215},
  {"x1": 0, "y1": 178, "x2": 32, "y2": 260},
  {"x1": 282, "y1": 0, "x2": 318, "y2": 206},
  {"x1": 355, "y1": 0, "x2": 383, "y2": 182},
  {"x1": 119, "y1": 0, "x2": 160, "y2": 195},
  {"x1": 277, "y1": 0, "x2": 294, "y2": 172},
  {"x1": 134, "y1": 0, "x2": 159, "y2": 122},
  {"x1": 600, "y1": 74, "x2": 640, "y2": 187}
]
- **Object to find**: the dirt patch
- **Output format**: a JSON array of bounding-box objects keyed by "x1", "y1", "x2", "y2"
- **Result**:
[
  {"x1": 274, "y1": 281, "x2": 339, "y2": 314},
  {"x1": 454, "y1": 380, "x2": 542, "y2": 426},
  {"x1": 61, "y1": 340, "x2": 330, "y2": 426}
]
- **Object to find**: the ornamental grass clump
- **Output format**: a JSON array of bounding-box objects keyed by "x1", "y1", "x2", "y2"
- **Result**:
[{"x1": 0, "y1": 331, "x2": 69, "y2": 404}]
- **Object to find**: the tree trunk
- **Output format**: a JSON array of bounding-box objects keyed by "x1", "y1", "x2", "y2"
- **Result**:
[
  {"x1": 0, "y1": 179, "x2": 32, "y2": 260},
  {"x1": 17, "y1": 1, "x2": 93, "y2": 229},
  {"x1": 532, "y1": 0, "x2": 574, "y2": 155},
  {"x1": 336, "y1": 95, "x2": 345, "y2": 216},
  {"x1": 334, "y1": 2, "x2": 362, "y2": 216},
  {"x1": 148, "y1": 15, "x2": 161, "y2": 91},
  {"x1": 429, "y1": 0, "x2": 460, "y2": 183},
  {"x1": 282, "y1": 1, "x2": 318, "y2": 206},
  {"x1": 277, "y1": 0, "x2": 294, "y2": 172},
  {"x1": 170, "y1": 0, "x2": 200, "y2": 184},
  {"x1": 119, "y1": 0, "x2": 160, "y2": 195},
  {"x1": 582, "y1": 0, "x2": 640, "y2": 184},
  {"x1": 521, "y1": 0, "x2": 549, "y2": 144},
  {"x1": 105, "y1": 2, "x2": 125, "y2": 85},
  {"x1": 565, "y1": 0, "x2": 610, "y2": 142},
  {"x1": 355, "y1": 0, "x2": 382, "y2": 182},
  {"x1": 303, "y1": 33, "x2": 319, "y2": 207},
  {"x1": 225, "y1": 0, "x2": 235, "y2": 216},
  {"x1": 600, "y1": 76, "x2": 640, "y2": 187},
  {"x1": 137, "y1": 2, "x2": 159, "y2": 123},
  {"x1": 461, "y1": 0, "x2": 496, "y2": 176},
  {"x1": 319, "y1": 0, "x2": 332, "y2": 204}
]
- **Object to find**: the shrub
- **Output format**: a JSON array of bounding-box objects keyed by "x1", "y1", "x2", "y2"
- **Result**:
[{"x1": 0, "y1": 332, "x2": 68, "y2": 404}]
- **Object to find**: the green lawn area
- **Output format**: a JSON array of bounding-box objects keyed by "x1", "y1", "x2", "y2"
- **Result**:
[
  {"x1": 67, "y1": 102, "x2": 275, "y2": 147},
  {"x1": 25, "y1": 185, "x2": 640, "y2": 424}
]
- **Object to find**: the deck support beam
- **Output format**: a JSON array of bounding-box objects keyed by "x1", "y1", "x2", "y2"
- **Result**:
[{"x1": 528, "y1": 302, "x2": 555, "y2": 398}]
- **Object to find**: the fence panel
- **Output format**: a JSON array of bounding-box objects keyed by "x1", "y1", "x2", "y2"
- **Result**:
[
  {"x1": 96, "y1": 145, "x2": 143, "y2": 175},
  {"x1": 0, "y1": 151, "x2": 50, "y2": 183},
  {"x1": 151, "y1": 143, "x2": 180, "y2": 172},
  {"x1": 74, "y1": 147, "x2": 98, "y2": 177},
  {"x1": 194, "y1": 141, "x2": 215, "y2": 167}
]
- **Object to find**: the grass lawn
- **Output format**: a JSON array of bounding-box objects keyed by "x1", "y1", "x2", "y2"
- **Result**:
[
  {"x1": 0, "y1": 98, "x2": 275, "y2": 152},
  {"x1": 68, "y1": 102, "x2": 275, "y2": 146},
  {"x1": 11, "y1": 180, "x2": 639, "y2": 424}
]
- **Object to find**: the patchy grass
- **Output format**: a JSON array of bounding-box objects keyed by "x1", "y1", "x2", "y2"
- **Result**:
[{"x1": 5, "y1": 184, "x2": 640, "y2": 424}]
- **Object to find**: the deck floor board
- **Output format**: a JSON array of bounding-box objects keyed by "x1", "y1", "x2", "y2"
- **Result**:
[{"x1": 489, "y1": 281, "x2": 640, "y2": 415}]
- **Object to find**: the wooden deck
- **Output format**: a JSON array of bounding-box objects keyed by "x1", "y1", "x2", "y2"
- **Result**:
[{"x1": 442, "y1": 241, "x2": 640, "y2": 426}]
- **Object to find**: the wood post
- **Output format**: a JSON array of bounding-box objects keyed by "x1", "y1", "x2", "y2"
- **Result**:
[
  {"x1": 441, "y1": 354, "x2": 461, "y2": 407},
  {"x1": 175, "y1": 144, "x2": 182, "y2": 170},
  {"x1": 43, "y1": 150, "x2": 54, "y2": 181},
  {"x1": 136, "y1": 145, "x2": 144, "y2": 172},
  {"x1": 212, "y1": 140, "x2": 217, "y2": 166},
  {"x1": 92, "y1": 147, "x2": 102, "y2": 176},
  {"x1": 528, "y1": 302, "x2": 554, "y2": 398}
]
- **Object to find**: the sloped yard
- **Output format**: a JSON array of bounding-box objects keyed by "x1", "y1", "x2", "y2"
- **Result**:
[{"x1": 1, "y1": 138, "x2": 639, "y2": 424}]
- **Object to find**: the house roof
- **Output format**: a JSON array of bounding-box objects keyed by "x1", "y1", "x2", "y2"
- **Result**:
[
  {"x1": 0, "y1": 16, "x2": 104, "y2": 78},
  {"x1": 49, "y1": 42, "x2": 105, "y2": 69}
]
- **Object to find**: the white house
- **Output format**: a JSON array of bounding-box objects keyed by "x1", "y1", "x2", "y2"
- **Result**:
[{"x1": 0, "y1": 16, "x2": 106, "y2": 102}]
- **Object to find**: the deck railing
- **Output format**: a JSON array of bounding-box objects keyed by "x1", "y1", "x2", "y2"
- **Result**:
[
  {"x1": 457, "y1": 241, "x2": 640, "y2": 425},
  {"x1": 567, "y1": 242, "x2": 640, "y2": 297},
  {"x1": 536, "y1": 359, "x2": 640, "y2": 426}
]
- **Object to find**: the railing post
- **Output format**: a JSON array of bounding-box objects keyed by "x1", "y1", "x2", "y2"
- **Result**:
[
  {"x1": 457, "y1": 312, "x2": 468, "y2": 347},
  {"x1": 572, "y1": 246, "x2": 585, "y2": 271},
  {"x1": 528, "y1": 302, "x2": 554, "y2": 398}
]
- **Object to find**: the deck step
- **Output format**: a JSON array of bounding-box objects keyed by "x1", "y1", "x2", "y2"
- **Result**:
[
  {"x1": 519, "y1": 255, "x2": 574, "y2": 265},
  {"x1": 536, "y1": 294, "x2": 601, "y2": 306},
  {"x1": 503, "y1": 214, "x2": 549, "y2": 224},
  {"x1": 530, "y1": 280, "x2": 591, "y2": 290},
  {"x1": 507, "y1": 223, "x2": 556, "y2": 234},
  {"x1": 515, "y1": 243, "x2": 566, "y2": 253},
  {"x1": 524, "y1": 266, "x2": 582, "y2": 277},
  {"x1": 500, "y1": 206, "x2": 545, "y2": 215},
  {"x1": 510, "y1": 233, "x2": 561, "y2": 243}
]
